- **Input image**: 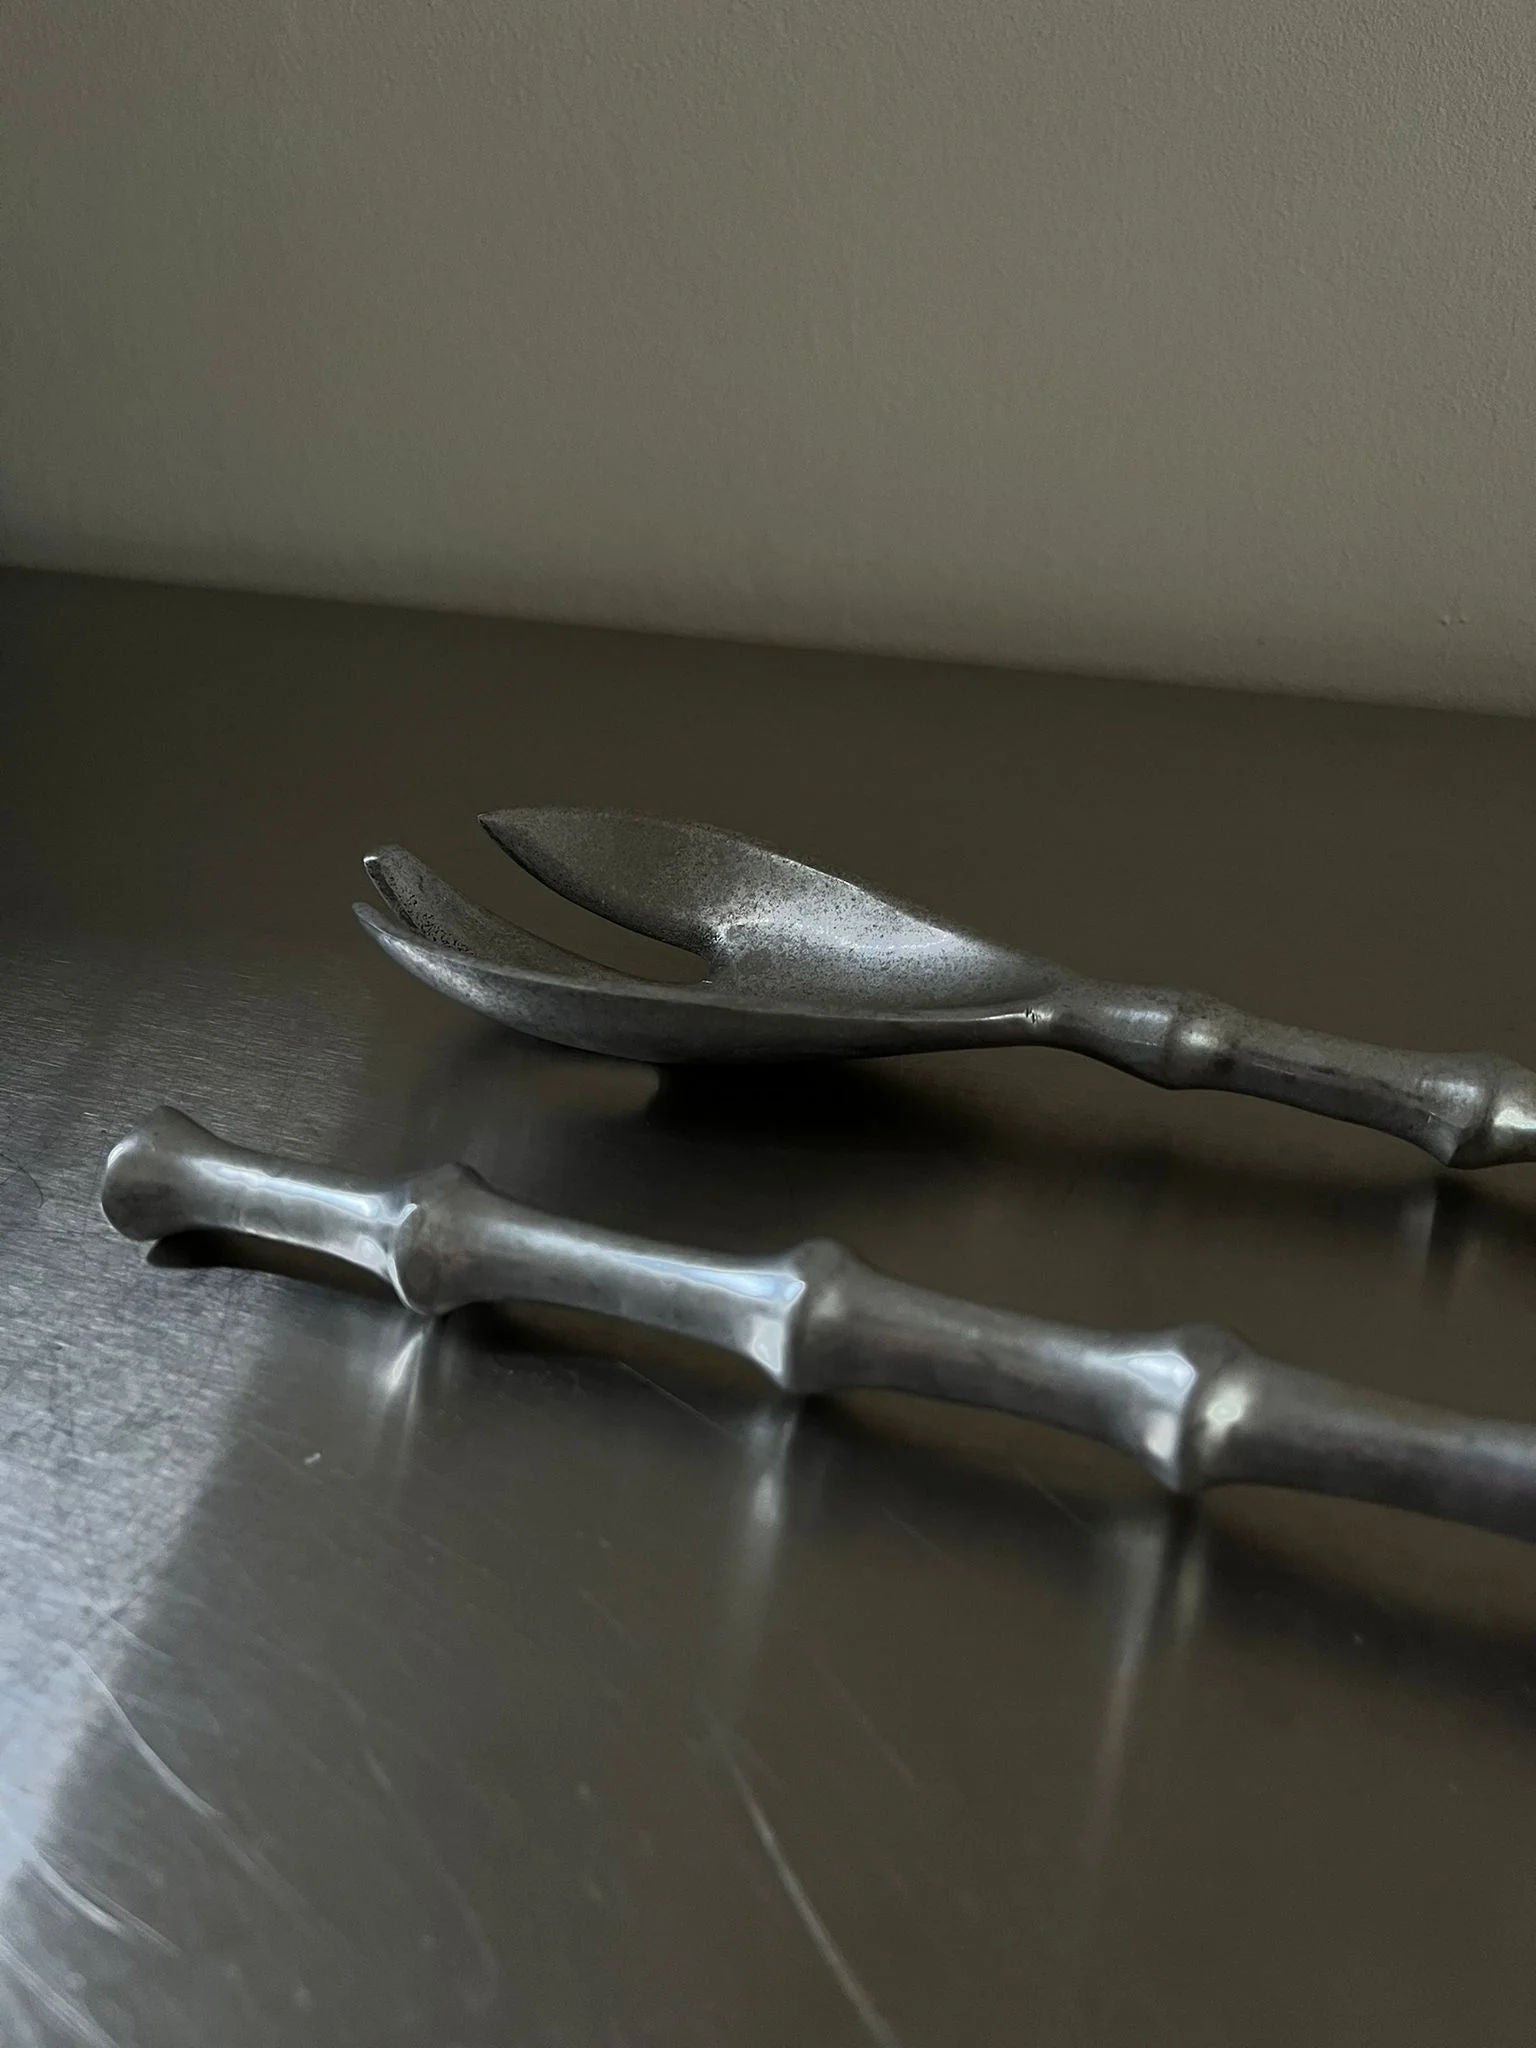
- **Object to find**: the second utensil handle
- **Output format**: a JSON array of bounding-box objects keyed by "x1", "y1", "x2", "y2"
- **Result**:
[
  {"x1": 1023, "y1": 981, "x2": 1536, "y2": 1167},
  {"x1": 103, "y1": 1109, "x2": 1536, "y2": 1541}
]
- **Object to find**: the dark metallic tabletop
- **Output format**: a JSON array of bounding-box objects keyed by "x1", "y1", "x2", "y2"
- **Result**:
[{"x1": 4, "y1": 569, "x2": 1536, "y2": 2046}]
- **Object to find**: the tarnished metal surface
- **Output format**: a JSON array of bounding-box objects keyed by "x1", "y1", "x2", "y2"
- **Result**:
[
  {"x1": 361, "y1": 809, "x2": 1536, "y2": 1168},
  {"x1": 104, "y1": 1108, "x2": 1536, "y2": 1542},
  {"x1": 4, "y1": 567, "x2": 1536, "y2": 2045}
]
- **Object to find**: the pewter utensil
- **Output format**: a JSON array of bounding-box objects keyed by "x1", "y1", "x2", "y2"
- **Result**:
[
  {"x1": 103, "y1": 1108, "x2": 1536, "y2": 1542},
  {"x1": 356, "y1": 809, "x2": 1536, "y2": 1170}
]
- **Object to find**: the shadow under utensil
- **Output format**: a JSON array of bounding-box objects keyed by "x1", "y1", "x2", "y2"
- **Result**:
[
  {"x1": 813, "y1": 1398, "x2": 1536, "y2": 1731},
  {"x1": 389, "y1": 1027, "x2": 1009, "y2": 1248},
  {"x1": 149, "y1": 1228, "x2": 397, "y2": 1305},
  {"x1": 643, "y1": 1058, "x2": 1008, "y2": 1155},
  {"x1": 422, "y1": 1023, "x2": 1005, "y2": 1164}
]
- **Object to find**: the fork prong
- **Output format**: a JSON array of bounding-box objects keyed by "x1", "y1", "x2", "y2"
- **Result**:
[
  {"x1": 362, "y1": 845, "x2": 614, "y2": 977},
  {"x1": 479, "y1": 808, "x2": 728, "y2": 956},
  {"x1": 364, "y1": 845, "x2": 527, "y2": 960}
]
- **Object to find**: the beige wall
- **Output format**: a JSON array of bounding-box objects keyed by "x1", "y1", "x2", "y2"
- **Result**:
[{"x1": 6, "y1": 3, "x2": 1535, "y2": 708}]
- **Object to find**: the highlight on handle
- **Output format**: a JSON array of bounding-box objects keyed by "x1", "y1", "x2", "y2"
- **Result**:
[
  {"x1": 101, "y1": 1107, "x2": 257, "y2": 1242},
  {"x1": 100, "y1": 1107, "x2": 408, "y2": 1290}
]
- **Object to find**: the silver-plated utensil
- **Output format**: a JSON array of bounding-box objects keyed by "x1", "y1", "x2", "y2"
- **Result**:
[
  {"x1": 356, "y1": 809, "x2": 1536, "y2": 1170},
  {"x1": 103, "y1": 1108, "x2": 1536, "y2": 1541}
]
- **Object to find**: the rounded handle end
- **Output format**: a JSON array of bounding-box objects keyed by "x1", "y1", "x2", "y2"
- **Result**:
[{"x1": 100, "y1": 1107, "x2": 236, "y2": 1241}]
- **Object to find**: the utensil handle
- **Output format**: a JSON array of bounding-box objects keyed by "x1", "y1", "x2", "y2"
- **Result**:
[
  {"x1": 103, "y1": 1110, "x2": 1536, "y2": 1541},
  {"x1": 1025, "y1": 983, "x2": 1536, "y2": 1167},
  {"x1": 100, "y1": 1108, "x2": 815, "y2": 1361},
  {"x1": 806, "y1": 1267, "x2": 1536, "y2": 1543}
]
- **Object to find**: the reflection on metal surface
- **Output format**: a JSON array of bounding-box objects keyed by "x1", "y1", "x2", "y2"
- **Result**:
[
  {"x1": 711, "y1": 1404, "x2": 805, "y2": 1711},
  {"x1": 346, "y1": 1316, "x2": 435, "y2": 1483},
  {"x1": 103, "y1": 1108, "x2": 1536, "y2": 1544},
  {"x1": 1083, "y1": 1508, "x2": 1209, "y2": 1870},
  {"x1": 360, "y1": 809, "x2": 1536, "y2": 1168},
  {"x1": 1059, "y1": 1508, "x2": 1205, "y2": 2034}
]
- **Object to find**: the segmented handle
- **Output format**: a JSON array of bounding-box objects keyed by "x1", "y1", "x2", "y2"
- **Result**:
[
  {"x1": 1018, "y1": 982, "x2": 1536, "y2": 1168},
  {"x1": 102, "y1": 1110, "x2": 1536, "y2": 1541}
]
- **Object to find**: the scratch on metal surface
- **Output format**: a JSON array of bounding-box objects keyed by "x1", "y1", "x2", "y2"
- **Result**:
[
  {"x1": 878, "y1": 1507, "x2": 952, "y2": 1561},
  {"x1": 82, "y1": 1595, "x2": 175, "y2": 1668},
  {"x1": 1012, "y1": 1457, "x2": 1091, "y2": 1532},
  {"x1": 75, "y1": 1659, "x2": 314, "y2": 1924},
  {"x1": 810, "y1": 1658, "x2": 919, "y2": 1790},
  {"x1": 338, "y1": 1684, "x2": 396, "y2": 1796},
  {"x1": 210, "y1": 1821, "x2": 314, "y2": 1925},
  {"x1": 576, "y1": 1583, "x2": 640, "y2": 1649},
  {"x1": 361, "y1": 1748, "x2": 394, "y2": 1796},
  {"x1": 422, "y1": 1832, "x2": 501, "y2": 2015},
  {"x1": 609, "y1": 1355, "x2": 735, "y2": 1439},
  {"x1": 330, "y1": 1688, "x2": 499, "y2": 2010},
  {"x1": 723, "y1": 1750, "x2": 902, "y2": 2048},
  {"x1": 0, "y1": 1151, "x2": 44, "y2": 1228},
  {"x1": 0, "y1": 1935, "x2": 122, "y2": 2048},
  {"x1": 0, "y1": 1807, "x2": 176, "y2": 1952},
  {"x1": 0, "y1": 1968, "x2": 46, "y2": 2048},
  {"x1": 75, "y1": 1657, "x2": 220, "y2": 1821}
]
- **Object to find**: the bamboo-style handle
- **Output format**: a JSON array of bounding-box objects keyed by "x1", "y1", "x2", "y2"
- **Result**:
[
  {"x1": 1013, "y1": 981, "x2": 1536, "y2": 1169},
  {"x1": 102, "y1": 1109, "x2": 1536, "y2": 1541}
]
